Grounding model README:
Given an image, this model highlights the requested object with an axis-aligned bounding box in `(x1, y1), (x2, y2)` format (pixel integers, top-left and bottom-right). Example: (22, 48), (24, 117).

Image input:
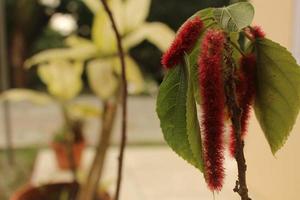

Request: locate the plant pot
(11, 182), (112, 200)
(51, 140), (85, 170)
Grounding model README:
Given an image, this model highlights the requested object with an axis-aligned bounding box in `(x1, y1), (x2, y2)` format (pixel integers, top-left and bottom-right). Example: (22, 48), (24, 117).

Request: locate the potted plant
(6, 0), (175, 199)
(0, 59), (99, 171)
(51, 119), (85, 170)
(157, 2), (300, 200)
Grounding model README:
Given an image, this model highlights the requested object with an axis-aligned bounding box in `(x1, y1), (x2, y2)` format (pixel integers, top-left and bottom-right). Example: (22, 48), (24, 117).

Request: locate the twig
(99, 1), (128, 200)
(224, 38), (251, 200)
(77, 100), (118, 200)
(61, 104), (77, 181)
(230, 41), (246, 57)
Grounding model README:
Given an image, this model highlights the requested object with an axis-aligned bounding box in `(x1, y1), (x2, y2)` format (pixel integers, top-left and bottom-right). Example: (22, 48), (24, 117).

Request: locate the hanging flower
(230, 54), (256, 157)
(198, 29), (226, 191)
(162, 16), (204, 69)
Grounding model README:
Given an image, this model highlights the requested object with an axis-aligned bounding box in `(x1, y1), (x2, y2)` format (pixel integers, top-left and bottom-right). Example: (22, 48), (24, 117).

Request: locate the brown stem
(61, 104), (77, 181)
(224, 39), (251, 200)
(99, 1), (128, 200)
(77, 101), (118, 200)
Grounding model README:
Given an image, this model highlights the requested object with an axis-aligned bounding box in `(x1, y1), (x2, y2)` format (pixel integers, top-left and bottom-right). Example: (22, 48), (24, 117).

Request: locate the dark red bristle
(161, 16), (204, 69)
(198, 29), (226, 191)
(230, 54), (256, 157)
(251, 26), (265, 39)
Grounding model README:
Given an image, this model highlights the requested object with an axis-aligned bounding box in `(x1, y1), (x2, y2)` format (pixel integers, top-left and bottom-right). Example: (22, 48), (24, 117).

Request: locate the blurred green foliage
(0, 148), (38, 200)
(6, 0), (231, 86)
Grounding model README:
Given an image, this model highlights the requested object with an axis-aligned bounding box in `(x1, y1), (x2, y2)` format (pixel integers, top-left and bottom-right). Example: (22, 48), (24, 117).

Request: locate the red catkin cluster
(161, 16), (204, 69)
(198, 29), (226, 191)
(230, 54), (256, 157)
(248, 25), (265, 39)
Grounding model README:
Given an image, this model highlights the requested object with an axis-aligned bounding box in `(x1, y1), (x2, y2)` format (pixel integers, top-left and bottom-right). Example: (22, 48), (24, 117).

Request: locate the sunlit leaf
(112, 56), (145, 94)
(67, 102), (102, 120)
(124, 0), (151, 33)
(82, 0), (102, 14)
(123, 22), (175, 52)
(38, 60), (83, 101)
(213, 2), (254, 32)
(92, 0), (124, 54)
(0, 89), (53, 105)
(255, 38), (300, 154)
(86, 58), (119, 99)
(25, 46), (99, 68)
(65, 35), (96, 47)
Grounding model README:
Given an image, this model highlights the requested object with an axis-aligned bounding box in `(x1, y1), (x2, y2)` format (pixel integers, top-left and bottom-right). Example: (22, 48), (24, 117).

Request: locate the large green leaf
(185, 56), (204, 171)
(156, 65), (201, 170)
(255, 38), (300, 154)
(213, 2), (254, 32)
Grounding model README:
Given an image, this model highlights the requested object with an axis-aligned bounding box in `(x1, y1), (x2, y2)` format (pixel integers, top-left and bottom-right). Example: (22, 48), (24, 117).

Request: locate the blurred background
(0, 0), (299, 199)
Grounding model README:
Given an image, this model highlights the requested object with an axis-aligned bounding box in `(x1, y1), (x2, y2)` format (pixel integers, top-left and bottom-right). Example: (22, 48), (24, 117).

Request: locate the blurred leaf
(67, 102), (102, 120)
(25, 46), (99, 68)
(92, 0), (124, 54)
(65, 35), (96, 47)
(124, 0), (151, 33)
(87, 58), (119, 99)
(213, 2), (254, 32)
(254, 38), (300, 154)
(123, 22), (175, 52)
(82, 0), (102, 14)
(113, 56), (145, 94)
(0, 89), (53, 105)
(38, 61), (84, 101)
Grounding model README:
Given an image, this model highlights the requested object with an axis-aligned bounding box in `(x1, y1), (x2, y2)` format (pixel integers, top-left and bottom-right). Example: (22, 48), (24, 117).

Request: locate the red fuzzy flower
(198, 29), (226, 191)
(249, 26), (265, 39)
(161, 16), (204, 69)
(230, 54), (256, 157)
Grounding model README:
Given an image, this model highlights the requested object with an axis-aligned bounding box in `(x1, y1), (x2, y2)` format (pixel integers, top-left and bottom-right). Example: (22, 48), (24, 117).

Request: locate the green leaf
(185, 56), (204, 171)
(254, 38), (300, 154)
(156, 65), (201, 170)
(213, 2), (254, 32)
(186, 8), (216, 104)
